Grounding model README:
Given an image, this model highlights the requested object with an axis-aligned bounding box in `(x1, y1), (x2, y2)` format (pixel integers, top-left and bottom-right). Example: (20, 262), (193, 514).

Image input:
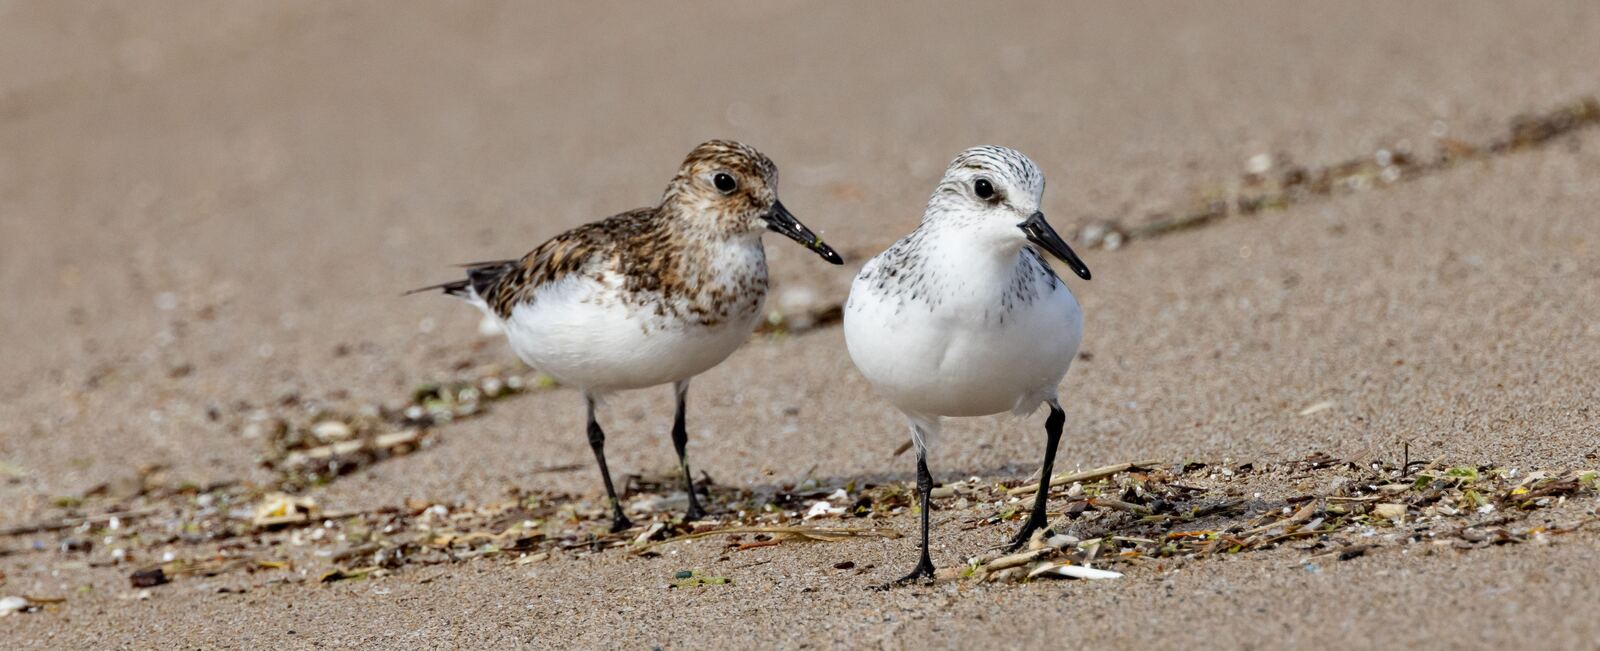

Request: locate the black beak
(1020, 212), (1091, 280)
(764, 200), (843, 265)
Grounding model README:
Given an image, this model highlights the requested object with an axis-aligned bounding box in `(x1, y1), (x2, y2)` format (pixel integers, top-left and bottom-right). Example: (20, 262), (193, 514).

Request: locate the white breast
(844, 245), (1082, 418)
(495, 245), (767, 394)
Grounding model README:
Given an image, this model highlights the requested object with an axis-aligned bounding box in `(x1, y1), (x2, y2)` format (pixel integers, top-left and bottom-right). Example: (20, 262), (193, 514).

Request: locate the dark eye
(713, 173), (738, 194)
(973, 178), (995, 200)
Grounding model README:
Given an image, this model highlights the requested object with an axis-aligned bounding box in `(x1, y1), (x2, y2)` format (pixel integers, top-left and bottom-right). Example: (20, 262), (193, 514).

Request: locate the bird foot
(1003, 519), (1050, 553)
(874, 558), (936, 590)
(608, 513), (634, 533)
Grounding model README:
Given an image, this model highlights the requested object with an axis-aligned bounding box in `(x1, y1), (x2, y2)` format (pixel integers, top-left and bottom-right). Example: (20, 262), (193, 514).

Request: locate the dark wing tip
(404, 259), (518, 298)
(402, 279), (473, 298)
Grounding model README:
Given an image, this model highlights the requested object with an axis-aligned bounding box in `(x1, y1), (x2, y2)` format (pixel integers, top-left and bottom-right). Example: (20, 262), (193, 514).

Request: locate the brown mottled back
(429, 140), (783, 320)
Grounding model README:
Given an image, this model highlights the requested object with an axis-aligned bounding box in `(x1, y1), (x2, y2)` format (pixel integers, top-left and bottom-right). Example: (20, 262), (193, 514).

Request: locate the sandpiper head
(665, 140), (842, 264)
(929, 145), (1090, 280)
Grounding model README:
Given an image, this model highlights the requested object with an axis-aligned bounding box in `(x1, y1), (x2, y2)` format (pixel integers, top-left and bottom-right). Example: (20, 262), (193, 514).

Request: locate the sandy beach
(3, 2), (1599, 647)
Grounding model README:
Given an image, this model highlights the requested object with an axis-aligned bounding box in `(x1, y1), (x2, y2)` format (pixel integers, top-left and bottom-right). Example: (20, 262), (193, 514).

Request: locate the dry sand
(3, 1), (1599, 648)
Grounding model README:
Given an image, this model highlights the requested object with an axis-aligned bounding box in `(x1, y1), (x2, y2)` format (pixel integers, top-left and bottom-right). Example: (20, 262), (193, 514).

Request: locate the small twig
(634, 525), (900, 552)
(0, 507), (163, 537)
(320, 505), (403, 521)
(1087, 498), (1152, 516)
(983, 547), (1055, 572)
(1110, 535), (1158, 545)
(1257, 530), (1323, 546)
(1192, 498), (1247, 517)
(1240, 500), (1319, 537)
(529, 463), (585, 475)
(23, 595), (67, 604)
(331, 542), (382, 563)
(1007, 459), (1163, 496)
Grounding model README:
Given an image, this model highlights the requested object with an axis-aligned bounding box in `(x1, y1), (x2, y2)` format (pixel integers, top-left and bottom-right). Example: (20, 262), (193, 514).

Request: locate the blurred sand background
(2, 1), (1599, 647)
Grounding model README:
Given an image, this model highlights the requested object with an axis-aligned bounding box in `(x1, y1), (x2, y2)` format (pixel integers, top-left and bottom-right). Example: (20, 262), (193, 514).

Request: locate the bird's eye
(713, 173), (738, 194)
(973, 178), (995, 200)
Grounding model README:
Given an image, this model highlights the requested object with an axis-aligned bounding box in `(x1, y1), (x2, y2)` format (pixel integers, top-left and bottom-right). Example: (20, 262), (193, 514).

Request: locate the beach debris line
(248, 367), (554, 491)
(1076, 95), (1600, 249)
(955, 455), (1600, 585)
(3, 453), (1596, 596)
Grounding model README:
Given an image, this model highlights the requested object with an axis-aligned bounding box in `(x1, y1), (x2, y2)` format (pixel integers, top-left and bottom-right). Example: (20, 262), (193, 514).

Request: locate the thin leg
(1006, 401), (1066, 552)
(881, 432), (937, 588)
(586, 395), (632, 533)
(671, 380), (707, 521)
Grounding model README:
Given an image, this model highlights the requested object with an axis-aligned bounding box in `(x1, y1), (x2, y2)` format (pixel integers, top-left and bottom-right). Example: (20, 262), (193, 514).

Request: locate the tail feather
(405, 259), (518, 300)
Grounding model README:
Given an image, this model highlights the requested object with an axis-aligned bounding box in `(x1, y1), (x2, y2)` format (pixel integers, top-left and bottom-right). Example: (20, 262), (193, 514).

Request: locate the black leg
(880, 448), (936, 588)
(1006, 402), (1065, 552)
(671, 381), (707, 522)
(586, 396), (632, 533)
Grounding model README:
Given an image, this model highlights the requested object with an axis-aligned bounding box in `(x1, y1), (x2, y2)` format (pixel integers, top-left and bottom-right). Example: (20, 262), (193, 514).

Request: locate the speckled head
(928, 145), (1089, 280)
(664, 140), (842, 264)
(930, 145), (1046, 218)
(666, 140), (778, 229)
